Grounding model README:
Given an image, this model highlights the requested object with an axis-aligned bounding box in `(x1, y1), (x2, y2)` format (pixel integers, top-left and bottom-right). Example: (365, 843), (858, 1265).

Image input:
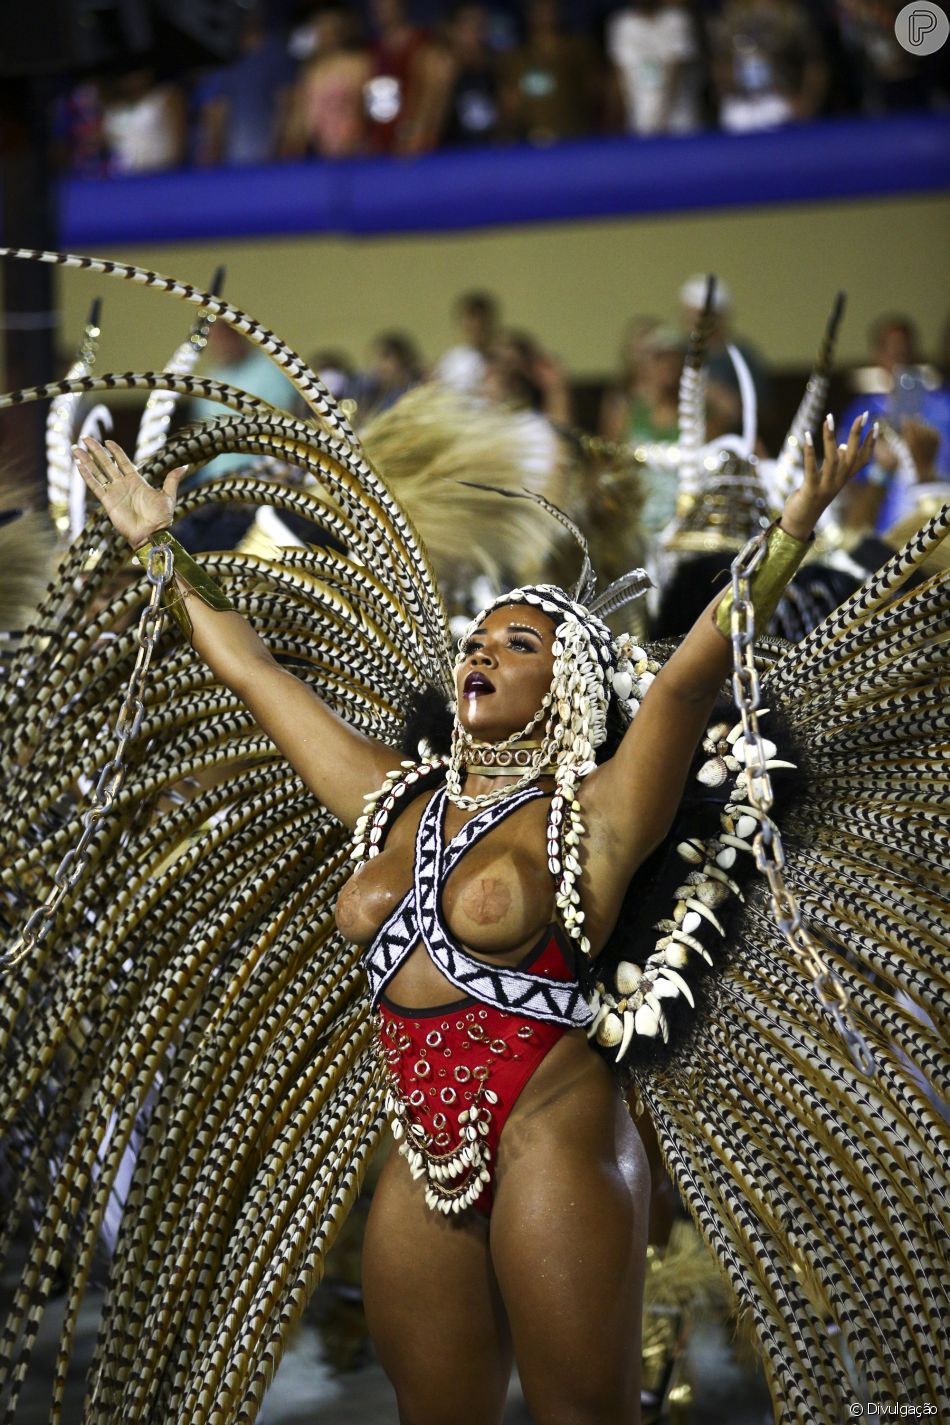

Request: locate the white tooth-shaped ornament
(634, 1003), (660, 1038)
(652, 976), (678, 998)
(643, 992), (670, 1043)
(615, 960), (645, 994)
(656, 967), (694, 1006)
(706, 865), (743, 897)
(586, 1000), (606, 1039)
(670, 929), (713, 964)
(734, 736), (777, 766)
(716, 846), (737, 869)
(686, 898), (724, 934)
(617, 1009), (636, 1062)
(597, 1010), (624, 1047)
(726, 712), (768, 744)
(681, 910), (702, 936)
(677, 840), (705, 865)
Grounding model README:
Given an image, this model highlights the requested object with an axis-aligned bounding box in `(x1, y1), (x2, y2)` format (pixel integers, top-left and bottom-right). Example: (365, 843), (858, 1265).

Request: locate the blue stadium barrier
(57, 114), (950, 247)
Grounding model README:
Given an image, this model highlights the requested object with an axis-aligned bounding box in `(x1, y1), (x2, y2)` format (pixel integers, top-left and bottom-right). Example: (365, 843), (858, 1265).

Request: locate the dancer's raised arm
(75, 436), (398, 827)
(580, 412), (875, 879)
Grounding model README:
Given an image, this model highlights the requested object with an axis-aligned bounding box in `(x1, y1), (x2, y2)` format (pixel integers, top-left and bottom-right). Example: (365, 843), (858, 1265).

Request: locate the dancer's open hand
(781, 411), (876, 540)
(74, 437), (188, 549)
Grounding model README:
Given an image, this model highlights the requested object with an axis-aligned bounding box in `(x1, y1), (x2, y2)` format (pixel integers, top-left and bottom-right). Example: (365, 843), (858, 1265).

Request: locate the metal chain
(2, 543), (175, 970)
(728, 530), (877, 1076)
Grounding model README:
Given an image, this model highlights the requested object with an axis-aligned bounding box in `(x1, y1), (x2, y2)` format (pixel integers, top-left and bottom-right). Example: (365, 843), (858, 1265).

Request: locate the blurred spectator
(345, 332), (422, 418)
(598, 316), (662, 442)
(624, 323), (684, 533)
(838, 313), (950, 531)
(283, 4), (370, 158)
(190, 320), (298, 481)
(501, 0), (601, 144)
(432, 291), (500, 395)
(626, 323), (683, 444)
(485, 328), (574, 424)
(833, 0), (940, 113)
(711, 0), (828, 131)
(678, 273), (771, 412)
(606, 1), (704, 136)
(940, 312), (950, 379)
(843, 417), (944, 533)
(51, 82), (107, 177)
(309, 349), (356, 403)
(428, 4), (502, 148)
(100, 70), (187, 174)
(364, 0), (442, 154)
(193, 6), (296, 167)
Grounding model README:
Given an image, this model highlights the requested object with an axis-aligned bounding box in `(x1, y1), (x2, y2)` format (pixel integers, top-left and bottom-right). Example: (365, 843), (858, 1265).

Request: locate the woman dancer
(70, 410), (869, 1425)
(2, 246), (946, 1425)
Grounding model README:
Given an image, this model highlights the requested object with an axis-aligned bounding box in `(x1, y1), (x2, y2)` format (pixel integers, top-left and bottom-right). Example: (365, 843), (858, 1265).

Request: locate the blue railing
(58, 114), (950, 247)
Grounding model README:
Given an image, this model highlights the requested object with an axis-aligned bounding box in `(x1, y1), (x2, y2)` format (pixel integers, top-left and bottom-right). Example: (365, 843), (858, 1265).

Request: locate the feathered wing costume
(0, 248), (947, 1425)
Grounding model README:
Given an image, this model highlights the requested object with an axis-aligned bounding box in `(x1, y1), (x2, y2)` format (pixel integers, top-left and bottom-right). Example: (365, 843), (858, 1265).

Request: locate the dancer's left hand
(781, 411), (876, 540)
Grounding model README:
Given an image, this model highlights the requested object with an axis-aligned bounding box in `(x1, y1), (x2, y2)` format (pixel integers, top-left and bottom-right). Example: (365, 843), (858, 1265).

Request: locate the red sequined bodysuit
(363, 783), (593, 1215)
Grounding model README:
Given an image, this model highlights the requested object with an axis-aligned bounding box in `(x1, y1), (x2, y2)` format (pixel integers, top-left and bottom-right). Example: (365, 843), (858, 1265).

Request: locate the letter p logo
(895, 1), (949, 53)
(910, 7), (937, 43)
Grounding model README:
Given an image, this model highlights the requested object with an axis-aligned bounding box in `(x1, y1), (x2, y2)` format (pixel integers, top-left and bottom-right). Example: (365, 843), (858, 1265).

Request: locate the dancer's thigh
(362, 1146), (512, 1425)
(490, 1047), (649, 1425)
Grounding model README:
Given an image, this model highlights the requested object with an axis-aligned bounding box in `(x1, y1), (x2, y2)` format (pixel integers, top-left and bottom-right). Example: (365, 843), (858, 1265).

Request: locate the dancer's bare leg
(363, 1149), (512, 1425)
(490, 1037), (649, 1425)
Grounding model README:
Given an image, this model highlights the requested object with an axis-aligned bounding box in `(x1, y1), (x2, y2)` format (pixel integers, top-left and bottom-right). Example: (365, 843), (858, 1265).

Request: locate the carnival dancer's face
(456, 605), (556, 742)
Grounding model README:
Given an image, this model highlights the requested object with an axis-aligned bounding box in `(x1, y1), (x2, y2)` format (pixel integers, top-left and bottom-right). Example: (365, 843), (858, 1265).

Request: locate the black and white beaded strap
(362, 784), (546, 1004)
(417, 787), (593, 1027)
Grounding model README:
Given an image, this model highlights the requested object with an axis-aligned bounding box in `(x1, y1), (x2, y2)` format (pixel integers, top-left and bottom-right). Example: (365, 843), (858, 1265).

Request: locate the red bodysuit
(363, 782), (593, 1215)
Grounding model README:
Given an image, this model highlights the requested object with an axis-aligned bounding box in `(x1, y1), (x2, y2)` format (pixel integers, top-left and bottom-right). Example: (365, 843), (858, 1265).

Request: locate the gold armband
(714, 523), (810, 638)
(133, 528), (233, 641)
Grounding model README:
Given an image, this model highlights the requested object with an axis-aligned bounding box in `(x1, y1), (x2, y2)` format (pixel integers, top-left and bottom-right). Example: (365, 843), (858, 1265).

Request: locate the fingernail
(859, 410), (869, 429)
(838, 444), (847, 455)
(872, 421), (880, 439)
(804, 431), (813, 447)
(826, 413), (835, 433)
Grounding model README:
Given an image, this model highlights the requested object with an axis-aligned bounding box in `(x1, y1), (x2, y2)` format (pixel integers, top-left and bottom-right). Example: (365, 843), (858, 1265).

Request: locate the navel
(460, 877), (512, 926)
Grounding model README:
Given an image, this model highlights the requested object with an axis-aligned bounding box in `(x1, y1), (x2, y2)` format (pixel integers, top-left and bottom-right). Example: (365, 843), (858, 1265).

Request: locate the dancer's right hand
(73, 437), (188, 549)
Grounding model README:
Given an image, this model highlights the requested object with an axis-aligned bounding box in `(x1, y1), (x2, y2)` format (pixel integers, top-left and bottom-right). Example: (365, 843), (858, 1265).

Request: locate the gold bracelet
(133, 528), (233, 641)
(714, 523), (810, 638)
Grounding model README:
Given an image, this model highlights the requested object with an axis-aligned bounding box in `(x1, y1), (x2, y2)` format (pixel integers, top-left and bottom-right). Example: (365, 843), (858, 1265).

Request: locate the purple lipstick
(463, 671), (495, 698)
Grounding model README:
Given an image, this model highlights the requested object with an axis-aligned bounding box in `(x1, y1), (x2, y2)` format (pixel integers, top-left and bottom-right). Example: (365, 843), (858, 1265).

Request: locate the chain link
(2, 544), (174, 970)
(727, 531), (876, 1076)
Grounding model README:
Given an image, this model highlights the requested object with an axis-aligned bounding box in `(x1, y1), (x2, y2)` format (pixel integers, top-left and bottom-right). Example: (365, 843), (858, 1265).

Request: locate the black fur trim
(399, 685), (454, 759)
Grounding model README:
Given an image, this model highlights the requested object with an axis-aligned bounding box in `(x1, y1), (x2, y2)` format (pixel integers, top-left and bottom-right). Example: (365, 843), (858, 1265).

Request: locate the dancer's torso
(336, 781), (558, 1011)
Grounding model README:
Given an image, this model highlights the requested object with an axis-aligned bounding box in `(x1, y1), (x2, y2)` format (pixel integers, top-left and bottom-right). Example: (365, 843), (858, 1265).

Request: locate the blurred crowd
(191, 275), (950, 549)
(54, 0), (950, 176)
